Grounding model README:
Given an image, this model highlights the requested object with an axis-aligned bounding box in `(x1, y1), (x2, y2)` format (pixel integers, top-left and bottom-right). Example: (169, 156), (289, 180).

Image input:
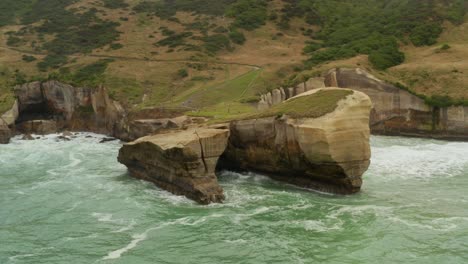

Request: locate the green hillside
(0, 0), (467, 117)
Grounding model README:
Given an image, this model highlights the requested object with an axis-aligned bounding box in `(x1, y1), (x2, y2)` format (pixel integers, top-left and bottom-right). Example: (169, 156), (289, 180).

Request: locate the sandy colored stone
(304, 77), (325, 91)
(0, 119), (11, 144)
(42, 81), (76, 120)
(1, 100), (19, 126)
(271, 89), (282, 105)
(118, 128), (230, 204)
(222, 88), (372, 194)
(295, 85), (305, 96)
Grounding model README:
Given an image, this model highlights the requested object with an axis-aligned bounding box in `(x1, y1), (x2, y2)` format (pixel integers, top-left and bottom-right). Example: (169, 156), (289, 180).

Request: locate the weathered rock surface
(257, 77), (325, 109)
(221, 88), (372, 194)
(0, 119), (11, 144)
(1, 100), (19, 126)
(118, 127), (230, 204)
(325, 68), (468, 139)
(7, 81), (126, 137)
(16, 120), (58, 135)
(125, 116), (193, 141)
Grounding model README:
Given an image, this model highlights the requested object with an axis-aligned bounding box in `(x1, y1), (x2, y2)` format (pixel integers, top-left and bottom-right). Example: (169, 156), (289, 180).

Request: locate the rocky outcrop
(257, 77), (325, 110)
(0, 119), (11, 144)
(118, 127), (230, 204)
(117, 88), (372, 204)
(325, 68), (468, 140)
(1, 101), (19, 127)
(16, 120), (58, 135)
(125, 116), (195, 141)
(221, 88), (372, 195)
(3, 81), (126, 139)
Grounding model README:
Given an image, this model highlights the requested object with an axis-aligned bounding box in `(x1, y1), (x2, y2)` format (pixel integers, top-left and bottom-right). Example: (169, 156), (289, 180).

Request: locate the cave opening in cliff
(15, 101), (56, 124)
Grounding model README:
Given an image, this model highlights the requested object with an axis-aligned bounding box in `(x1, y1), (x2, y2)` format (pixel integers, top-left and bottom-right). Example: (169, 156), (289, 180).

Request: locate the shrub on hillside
(226, 0), (268, 30)
(22, 55), (37, 62)
(203, 34), (232, 53)
(103, 0), (129, 9)
(37, 55), (68, 72)
(228, 30), (246, 45)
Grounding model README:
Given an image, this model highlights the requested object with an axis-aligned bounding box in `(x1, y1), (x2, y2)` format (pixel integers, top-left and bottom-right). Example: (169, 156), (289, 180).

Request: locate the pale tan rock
(324, 68), (441, 137)
(294, 84), (305, 95)
(304, 77), (325, 91)
(42, 81), (76, 120)
(223, 88), (372, 194)
(257, 98), (269, 111)
(1, 100), (19, 126)
(265, 92), (273, 106)
(14, 82), (43, 113)
(118, 128), (230, 204)
(287, 87), (295, 98)
(0, 119), (11, 144)
(271, 89), (282, 105)
(280, 88), (286, 101)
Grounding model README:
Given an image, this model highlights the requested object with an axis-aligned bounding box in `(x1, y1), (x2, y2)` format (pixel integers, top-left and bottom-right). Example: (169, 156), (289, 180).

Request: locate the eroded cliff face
(0, 80), (126, 141)
(221, 88), (372, 195)
(117, 88), (372, 204)
(325, 68), (468, 139)
(118, 127), (230, 204)
(0, 119), (10, 144)
(257, 77), (326, 110)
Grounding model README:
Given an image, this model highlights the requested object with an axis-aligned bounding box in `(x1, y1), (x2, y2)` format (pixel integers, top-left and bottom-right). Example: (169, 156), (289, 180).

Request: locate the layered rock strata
(325, 68), (468, 139)
(257, 77), (325, 110)
(118, 127), (230, 204)
(0, 119), (10, 144)
(222, 88), (372, 195)
(0, 80), (126, 142)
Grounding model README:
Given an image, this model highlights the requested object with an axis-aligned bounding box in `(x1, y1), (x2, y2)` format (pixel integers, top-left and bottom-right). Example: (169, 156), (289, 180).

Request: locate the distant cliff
(325, 68), (468, 140)
(0, 81), (126, 143)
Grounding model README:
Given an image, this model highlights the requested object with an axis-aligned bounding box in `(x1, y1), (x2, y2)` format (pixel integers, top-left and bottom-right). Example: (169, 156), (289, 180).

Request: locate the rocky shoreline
(118, 88), (372, 203)
(5, 70), (466, 204)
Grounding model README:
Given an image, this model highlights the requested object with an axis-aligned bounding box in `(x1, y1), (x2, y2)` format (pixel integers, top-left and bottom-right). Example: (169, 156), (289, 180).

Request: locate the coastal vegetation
(0, 0), (467, 114)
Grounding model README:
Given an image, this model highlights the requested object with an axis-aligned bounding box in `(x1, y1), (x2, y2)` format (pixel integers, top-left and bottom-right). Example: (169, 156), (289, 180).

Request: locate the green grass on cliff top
(250, 89), (353, 119)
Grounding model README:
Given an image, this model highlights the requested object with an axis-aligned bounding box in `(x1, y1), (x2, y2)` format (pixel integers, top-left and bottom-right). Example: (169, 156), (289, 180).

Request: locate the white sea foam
(369, 137), (468, 180)
(102, 218), (188, 260)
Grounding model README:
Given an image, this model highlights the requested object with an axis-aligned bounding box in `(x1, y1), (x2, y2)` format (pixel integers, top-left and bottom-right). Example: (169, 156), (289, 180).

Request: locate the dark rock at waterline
(57, 136), (71, 141)
(99, 137), (117, 143)
(62, 131), (73, 137)
(21, 134), (35, 140)
(17, 120), (58, 135)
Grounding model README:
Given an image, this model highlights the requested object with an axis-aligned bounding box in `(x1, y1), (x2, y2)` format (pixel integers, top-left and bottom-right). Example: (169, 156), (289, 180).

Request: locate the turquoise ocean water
(0, 134), (467, 263)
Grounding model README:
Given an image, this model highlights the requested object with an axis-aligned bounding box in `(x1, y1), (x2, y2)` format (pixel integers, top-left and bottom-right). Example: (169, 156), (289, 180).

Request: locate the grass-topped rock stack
(118, 88), (372, 204)
(220, 88), (372, 195)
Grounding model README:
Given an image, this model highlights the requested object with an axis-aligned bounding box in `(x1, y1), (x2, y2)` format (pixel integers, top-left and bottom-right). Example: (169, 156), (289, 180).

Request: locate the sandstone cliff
(222, 88), (372, 194)
(325, 68), (468, 140)
(257, 77), (325, 110)
(0, 119), (10, 144)
(0, 80), (126, 142)
(118, 127), (230, 204)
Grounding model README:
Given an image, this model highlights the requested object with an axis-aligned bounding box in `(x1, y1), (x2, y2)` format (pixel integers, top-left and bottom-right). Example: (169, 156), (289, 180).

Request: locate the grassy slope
(0, 0), (308, 115)
(251, 89), (353, 119)
(0, 0), (467, 118)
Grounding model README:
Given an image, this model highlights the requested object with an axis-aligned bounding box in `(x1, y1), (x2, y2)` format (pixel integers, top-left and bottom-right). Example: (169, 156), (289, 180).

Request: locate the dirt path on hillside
(0, 45), (262, 69)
